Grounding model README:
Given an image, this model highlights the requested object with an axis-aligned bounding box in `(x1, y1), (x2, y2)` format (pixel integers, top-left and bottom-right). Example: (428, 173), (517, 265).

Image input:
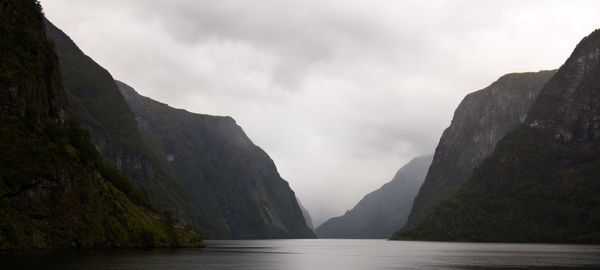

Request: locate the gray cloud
(41, 0), (600, 226)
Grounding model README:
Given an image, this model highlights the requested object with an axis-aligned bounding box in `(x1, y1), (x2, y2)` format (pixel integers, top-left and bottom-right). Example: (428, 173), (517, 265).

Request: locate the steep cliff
(406, 70), (556, 226)
(117, 81), (315, 239)
(395, 29), (600, 243)
(43, 19), (196, 224)
(0, 0), (202, 249)
(315, 155), (432, 239)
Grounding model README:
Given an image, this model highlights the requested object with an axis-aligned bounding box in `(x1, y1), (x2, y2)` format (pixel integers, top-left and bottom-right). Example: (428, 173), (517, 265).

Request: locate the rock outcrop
(44, 19), (196, 225)
(406, 70), (556, 226)
(395, 29), (600, 243)
(0, 0), (202, 249)
(118, 81), (315, 239)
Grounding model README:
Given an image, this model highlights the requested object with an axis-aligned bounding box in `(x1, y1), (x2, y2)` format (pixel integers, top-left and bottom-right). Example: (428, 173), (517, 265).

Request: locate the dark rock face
(315, 155), (432, 239)
(406, 70), (556, 226)
(526, 31), (600, 143)
(0, 0), (65, 124)
(0, 0), (202, 249)
(44, 19), (196, 225)
(395, 30), (600, 243)
(118, 81), (315, 239)
(43, 15), (312, 240)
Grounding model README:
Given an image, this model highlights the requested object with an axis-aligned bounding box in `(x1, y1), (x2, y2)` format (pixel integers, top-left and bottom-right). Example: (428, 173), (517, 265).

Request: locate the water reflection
(1, 239), (599, 269)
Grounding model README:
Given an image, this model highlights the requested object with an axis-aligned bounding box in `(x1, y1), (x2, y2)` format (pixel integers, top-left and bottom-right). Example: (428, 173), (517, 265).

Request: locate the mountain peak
(406, 69), (555, 226)
(526, 29), (600, 143)
(395, 29), (600, 243)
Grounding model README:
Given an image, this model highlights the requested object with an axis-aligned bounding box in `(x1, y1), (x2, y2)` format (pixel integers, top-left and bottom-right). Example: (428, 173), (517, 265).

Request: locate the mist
(41, 0), (600, 226)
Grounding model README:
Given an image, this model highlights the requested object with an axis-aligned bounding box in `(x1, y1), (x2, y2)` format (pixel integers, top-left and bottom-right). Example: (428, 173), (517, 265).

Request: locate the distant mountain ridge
(395, 29), (600, 243)
(118, 81), (315, 239)
(406, 70), (556, 227)
(316, 155), (432, 238)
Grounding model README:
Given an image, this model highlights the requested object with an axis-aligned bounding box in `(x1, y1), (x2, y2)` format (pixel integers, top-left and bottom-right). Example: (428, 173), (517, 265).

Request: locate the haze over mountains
(315, 29), (599, 241)
(41, 0), (600, 225)
(297, 199), (314, 230)
(1, 0), (599, 249)
(44, 19), (197, 226)
(313, 70), (559, 239)
(117, 81), (313, 239)
(316, 155), (432, 238)
(0, 0), (202, 249)
(406, 70), (556, 227)
(395, 29), (600, 243)
(43, 17), (312, 239)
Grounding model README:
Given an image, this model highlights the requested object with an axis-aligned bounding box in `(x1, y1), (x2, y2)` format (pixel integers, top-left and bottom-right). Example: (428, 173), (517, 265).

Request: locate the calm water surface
(2, 239), (600, 269)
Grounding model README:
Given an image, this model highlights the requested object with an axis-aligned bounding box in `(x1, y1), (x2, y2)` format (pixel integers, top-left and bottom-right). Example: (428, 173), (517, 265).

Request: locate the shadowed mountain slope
(406, 70), (556, 227)
(44, 19), (196, 225)
(316, 155), (432, 238)
(0, 0), (202, 249)
(395, 29), (600, 243)
(118, 81), (315, 239)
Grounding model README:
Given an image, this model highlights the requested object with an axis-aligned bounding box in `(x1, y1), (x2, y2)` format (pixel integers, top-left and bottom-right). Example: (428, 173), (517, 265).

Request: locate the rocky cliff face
(395, 29), (600, 243)
(406, 70), (556, 226)
(526, 31), (600, 143)
(0, 0), (202, 249)
(316, 155), (432, 239)
(0, 0), (65, 124)
(118, 81), (315, 239)
(44, 19), (196, 225)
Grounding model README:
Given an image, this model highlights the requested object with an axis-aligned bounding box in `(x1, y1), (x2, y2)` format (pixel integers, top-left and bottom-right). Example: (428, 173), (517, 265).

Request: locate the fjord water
(2, 239), (600, 269)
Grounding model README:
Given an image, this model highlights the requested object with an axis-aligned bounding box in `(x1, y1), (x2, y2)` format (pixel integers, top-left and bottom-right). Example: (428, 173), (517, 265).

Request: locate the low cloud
(42, 0), (600, 226)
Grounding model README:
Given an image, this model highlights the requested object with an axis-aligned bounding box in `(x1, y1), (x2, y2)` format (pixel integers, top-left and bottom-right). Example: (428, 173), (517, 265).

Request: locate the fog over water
(40, 0), (600, 226)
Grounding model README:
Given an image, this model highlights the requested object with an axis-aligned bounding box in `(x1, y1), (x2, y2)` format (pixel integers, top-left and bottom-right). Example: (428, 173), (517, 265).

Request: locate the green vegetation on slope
(395, 29), (600, 243)
(44, 19), (196, 225)
(44, 10), (312, 240)
(118, 81), (314, 239)
(406, 71), (556, 228)
(0, 0), (202, 249)
(0, 121), (203, 248)
(395, 127), (600, 243)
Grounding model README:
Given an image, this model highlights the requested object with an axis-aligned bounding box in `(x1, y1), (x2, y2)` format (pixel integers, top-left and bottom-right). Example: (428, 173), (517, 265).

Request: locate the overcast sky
(41, 0), (600, 227)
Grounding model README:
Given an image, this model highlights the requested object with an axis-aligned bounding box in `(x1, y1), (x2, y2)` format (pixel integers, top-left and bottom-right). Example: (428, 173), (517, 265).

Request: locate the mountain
(297, 198), (314, 229)
(117, 81), (315, 239)
(405, 70), (556, 227)
(0, 0), (202, 249)
(43, 19), (196, 224)
(43, 13), (312, 239)
(315, 155), (433, 239)
(394, 29), (600, 243)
